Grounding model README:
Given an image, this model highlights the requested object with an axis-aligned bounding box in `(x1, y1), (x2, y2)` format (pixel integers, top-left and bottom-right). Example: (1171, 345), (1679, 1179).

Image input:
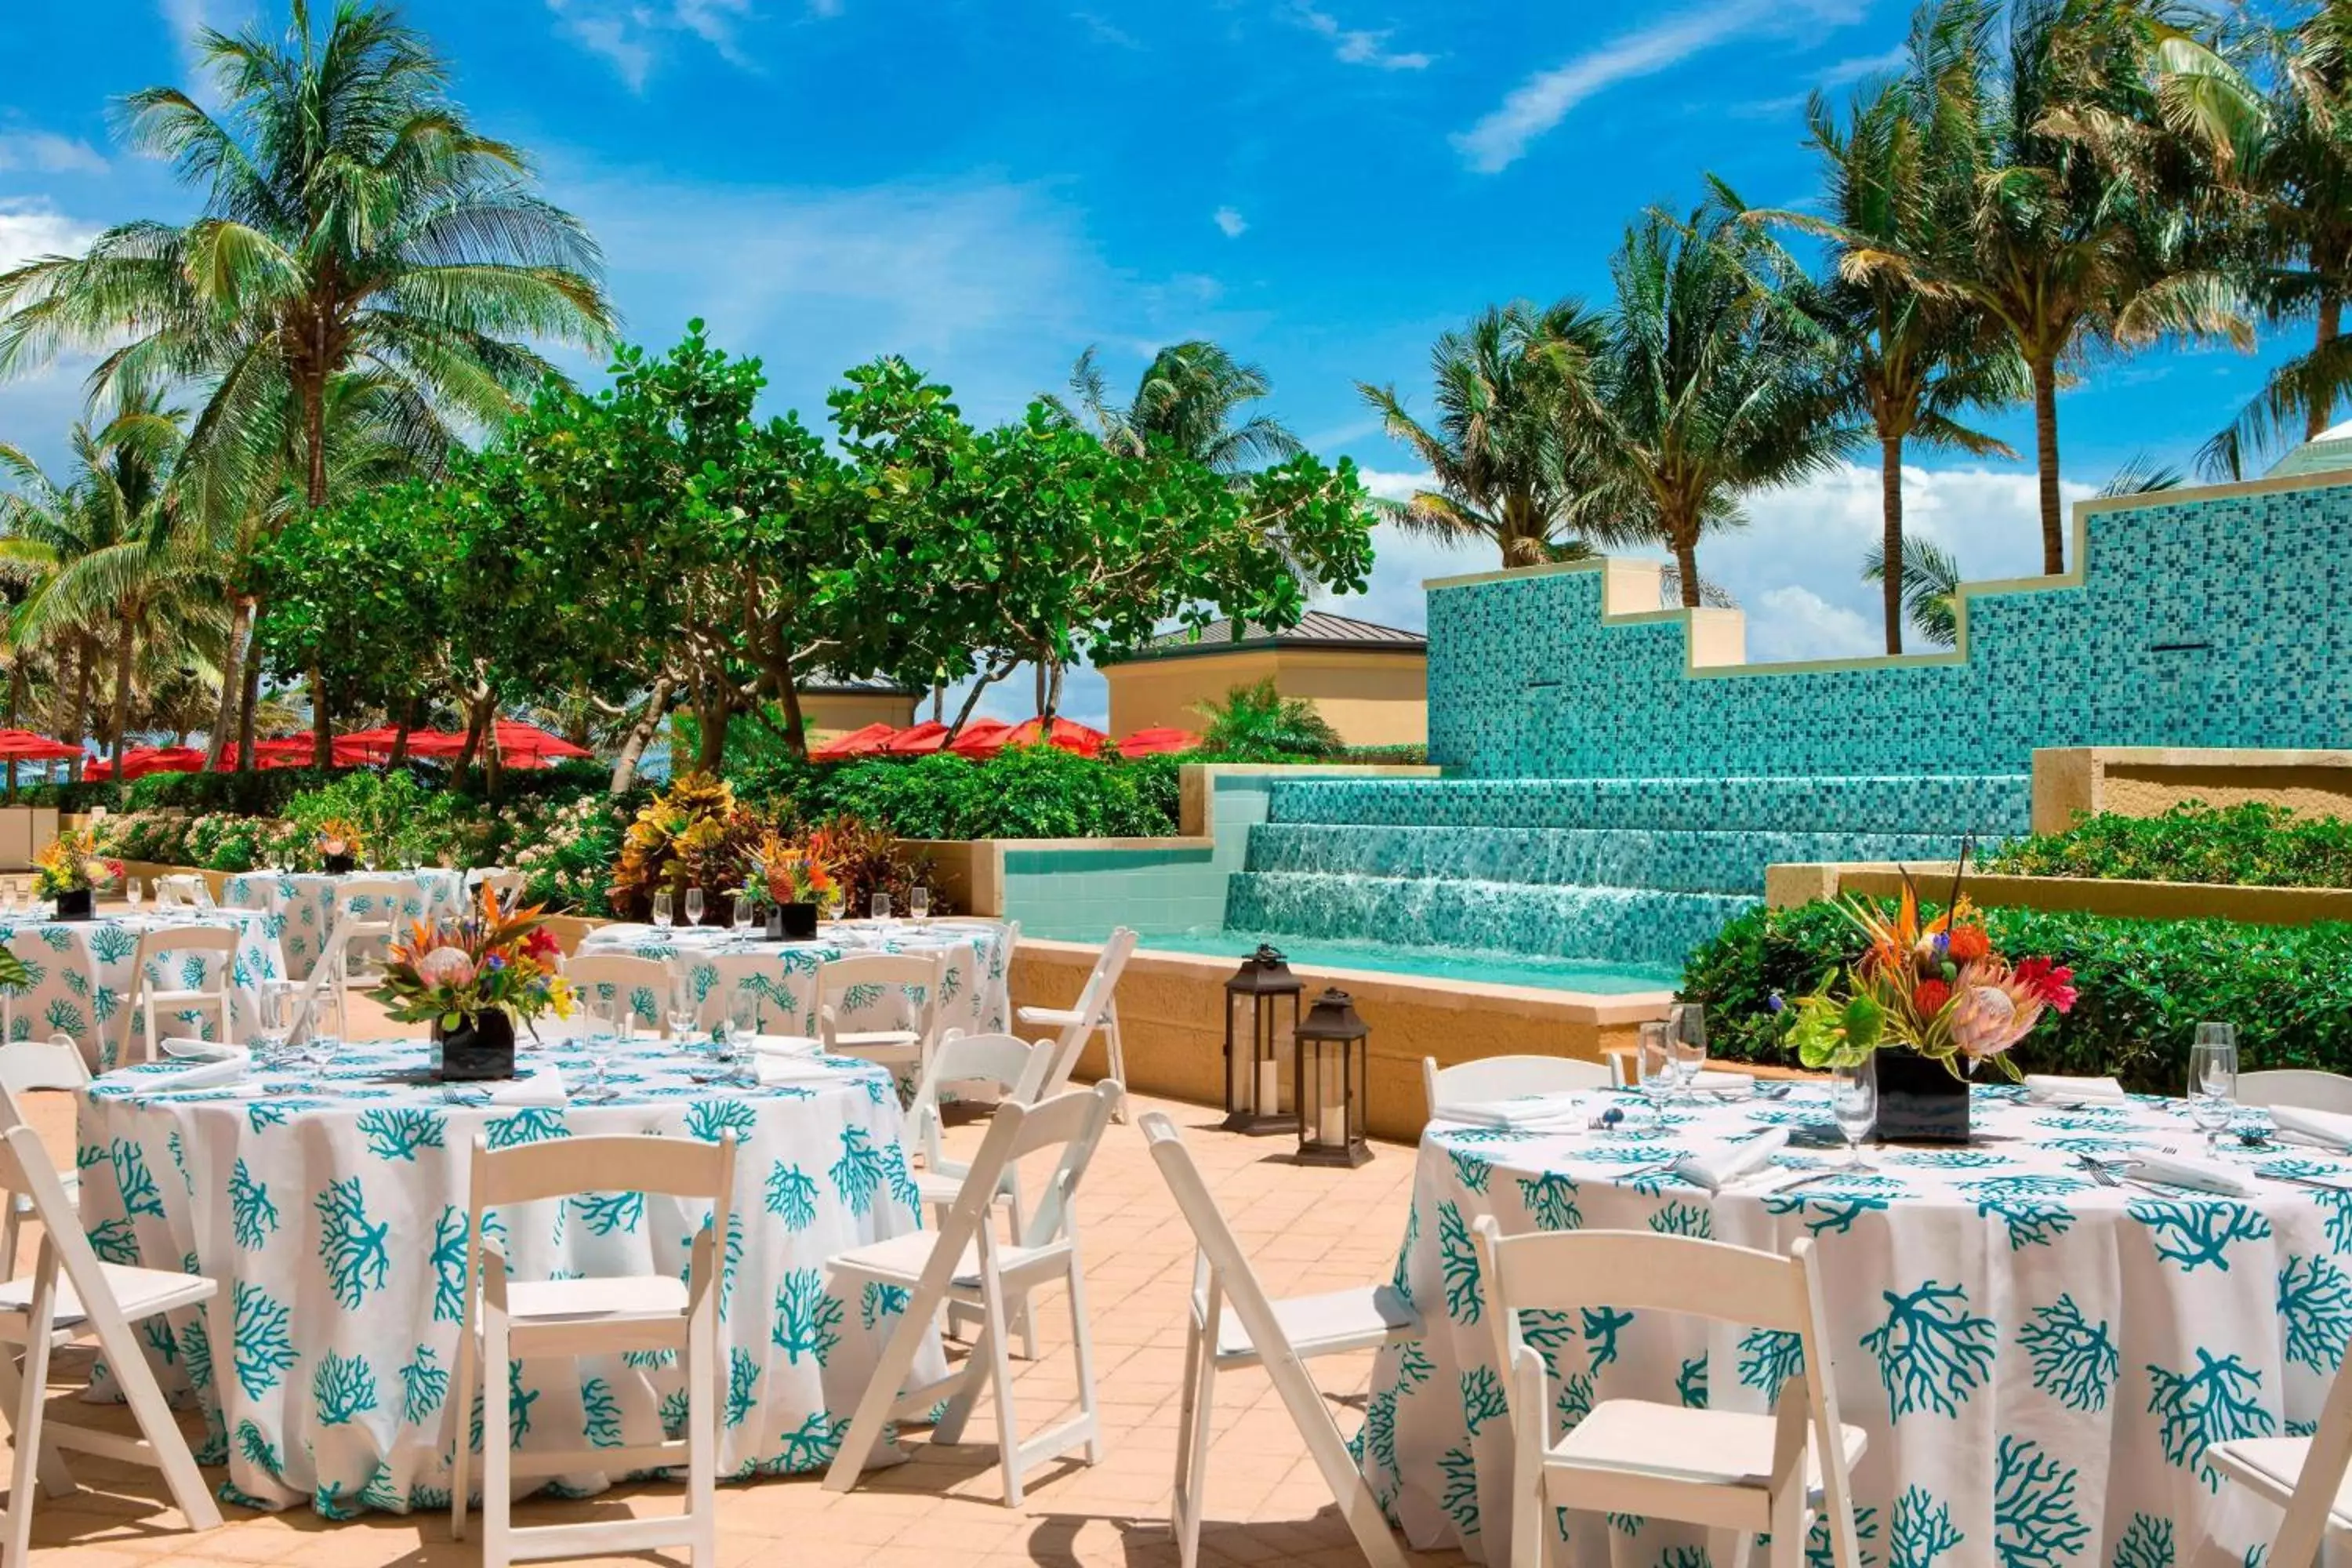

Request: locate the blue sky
(0, 0), (2310, 724)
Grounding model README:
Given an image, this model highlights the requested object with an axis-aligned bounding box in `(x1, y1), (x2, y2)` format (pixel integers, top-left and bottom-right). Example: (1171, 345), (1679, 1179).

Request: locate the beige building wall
(1104, 648), (1427, 747)
(798, 688), (917, 742)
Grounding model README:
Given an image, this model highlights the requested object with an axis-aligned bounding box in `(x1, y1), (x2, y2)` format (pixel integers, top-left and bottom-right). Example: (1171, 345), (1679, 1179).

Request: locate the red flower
(1911, 978), (1953, 1014)
(1945, 924), (1991, 964)
(523, 926), (561, 963)
(2014, 958), (2078, 1013)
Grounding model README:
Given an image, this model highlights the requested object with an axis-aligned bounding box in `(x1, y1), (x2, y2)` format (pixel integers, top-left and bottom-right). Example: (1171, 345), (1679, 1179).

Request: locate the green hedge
(1982, 801), (2352, 887)
(1681, 899), (2352, 1092)
(802, 748), (1185, 840)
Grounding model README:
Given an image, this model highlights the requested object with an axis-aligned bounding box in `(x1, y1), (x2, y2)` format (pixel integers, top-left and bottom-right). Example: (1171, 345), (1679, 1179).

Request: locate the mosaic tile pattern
(1266, 774), (2031, 834)
(1426, 481), (2352, 778)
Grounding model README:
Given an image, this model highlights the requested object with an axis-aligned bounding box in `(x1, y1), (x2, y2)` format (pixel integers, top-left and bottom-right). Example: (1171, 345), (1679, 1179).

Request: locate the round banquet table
(0, 907), (282, 1070)
(74, 1033), (941, 1516)
(576, 918), (1013, 1039)
(220, 869), (466, 982)
(1363, 1083), (2351, 1567)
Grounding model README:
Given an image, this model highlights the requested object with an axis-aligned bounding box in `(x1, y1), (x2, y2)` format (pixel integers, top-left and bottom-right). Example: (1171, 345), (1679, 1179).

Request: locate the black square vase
(1871, 1050), (1971, 1143)
(52, 887), (93, 921)
(431, 1009), (516, 1080)
(766, 903), (818, 941)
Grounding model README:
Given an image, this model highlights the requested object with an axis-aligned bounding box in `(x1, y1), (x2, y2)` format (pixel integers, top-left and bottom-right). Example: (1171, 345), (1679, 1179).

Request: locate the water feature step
(1243, 822), (1973, 896)
(1265, 773), (2031, 837)
(1222, 870), (1755, 969)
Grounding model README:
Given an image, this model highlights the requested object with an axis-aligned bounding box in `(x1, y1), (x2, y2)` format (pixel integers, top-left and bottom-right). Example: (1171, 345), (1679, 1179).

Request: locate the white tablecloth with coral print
(1365, 1084), (2348, 1567)
(220, 869), (466, 982)
(74, 1034), (942, 1517)
(0, 909), (282, 1071)
(575, 919), (1012, 1039)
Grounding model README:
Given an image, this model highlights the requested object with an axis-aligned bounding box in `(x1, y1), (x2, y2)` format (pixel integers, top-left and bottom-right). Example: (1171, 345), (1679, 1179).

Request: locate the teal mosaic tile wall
(1425, 478), (2352, 778)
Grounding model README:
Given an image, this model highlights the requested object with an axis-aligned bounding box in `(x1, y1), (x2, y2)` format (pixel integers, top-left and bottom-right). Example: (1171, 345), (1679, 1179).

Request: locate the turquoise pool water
(1026, 924), (1677, 995)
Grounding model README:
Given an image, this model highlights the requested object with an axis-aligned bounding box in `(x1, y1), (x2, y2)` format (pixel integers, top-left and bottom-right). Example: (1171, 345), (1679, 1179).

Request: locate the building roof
(797, 672), (922, 697)
(1101, 610), (1428, 666)
(2267, 418), (2352, 479)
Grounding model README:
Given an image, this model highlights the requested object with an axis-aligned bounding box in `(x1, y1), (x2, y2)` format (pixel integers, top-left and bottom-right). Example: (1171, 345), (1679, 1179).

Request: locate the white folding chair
(1142, 1112), (1416, 1568)
(2212, 1330), (2352, 1568)
(1472, 1218), (1866, 1568)
(0, 1123), (222, 1559)
(826, 1080), (1121, 1505)
(1033, 927), (1138, 1109)
(563, 953), (671, 1037)
(467, 868), (527, 905)
(2241, 1070), (2352, 1116)
(325, 878), (407, 1040)
(0, 1037), (87, 1283)
(907, 1030), (1058, 1356)
(121, 925), (241, 1064)
(817, 949), (947, 1077)
(1424, 1054), (1613, 1120)
(449, 1132), (737, 1567)
(274, 911), (352, 1049)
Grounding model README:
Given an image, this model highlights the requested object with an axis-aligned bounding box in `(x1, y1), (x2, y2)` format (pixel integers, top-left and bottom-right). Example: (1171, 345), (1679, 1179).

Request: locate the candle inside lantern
(1317, 1084), (1346, 1146)
(1258, 1058), (1279, 1114)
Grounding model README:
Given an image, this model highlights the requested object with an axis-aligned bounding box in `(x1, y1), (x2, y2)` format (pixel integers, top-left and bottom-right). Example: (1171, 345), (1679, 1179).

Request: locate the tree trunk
(2313, 295), (2343, 441)
(609, 676), (673, 796)
(109, 615), (135, 770)
(1044, 659), (1064, 722)
(1673, 535), (1702, 610)
(236, 641), (261, 774)
(66, 637), (92, 783)
(1033, 659), (1049, 717)
(929, 682), (944, 724)
(389, 694), (418, 767)
(949, 659), (1013, 737)
(778, 677), (810, 760)
(1881, 432), (1906, 656)
(204, 597), (252, 771)
(7, 662), (22, 803)
(2032, 354), (2064, 575)
(484, 713), (503, 804)
(453, 694), (488, 777)
(694, 687), (730, 775)
(310, 663), (331, 769)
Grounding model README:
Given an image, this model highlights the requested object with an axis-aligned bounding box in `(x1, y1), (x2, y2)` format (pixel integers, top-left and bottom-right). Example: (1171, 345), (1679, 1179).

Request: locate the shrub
(1196, 678), (1343, 760)
(514, 794), (629, 916)
(1981, 800), (2352, 887)
(808, 815), (946, 914)
(181, 813), (278, 873)
(817, 746), (1176, 840)
(1681, 898), (2352, 1091)
(95, 810), (192, 866)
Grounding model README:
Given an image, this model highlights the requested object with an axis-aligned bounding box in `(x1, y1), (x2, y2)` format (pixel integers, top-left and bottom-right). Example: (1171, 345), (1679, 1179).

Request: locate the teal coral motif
(109, 1138), (164, 1218)
(572, 1190), (645, 1236)
(1889, 1486), (1964, 1566)
(765, 1162), (819, 1229)
(2110, 1513), (2174, 1568)
(1993, 1435), (2087, 1566)
(1964, 1174), (2087, 1250)
(771, 1269), (844, 1366)
(356, 1107), (445, 1161)
(2128, 1198), (2272, 1272)
(1436, 1201), (1481, 1324)
(399, 1345), (448, 1423)
(1738, 1328), (1805, 1400)
(232, 1283), (297, 1399)
(2147, 1348), (2278, 1488)
(314, 1176), (391, 1308)
(2017, 1294), (2118, 1412)
(312, 1348), (379, 1426)
(830, 1125), (890, 1216)
(1861, 1280), (1996, 1421)
(1517, 1171), (1581, 1231)
(2278, 1253), (2352, 1372)
(685, 1097), (760, 1144)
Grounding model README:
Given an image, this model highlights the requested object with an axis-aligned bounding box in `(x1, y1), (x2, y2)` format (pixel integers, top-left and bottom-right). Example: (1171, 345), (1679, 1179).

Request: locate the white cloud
(1733, 44), (1911, 118)
(0, 203), (100, 274)
(157, 0), (249, 97)
(1213, 206), (1247, 239)
(1290, 3), (1432, 71)
(0, 134), (107, 179)
(1073, 12), (1142, 49)
(546, 0), (764, 89)
(1748, 585), (1876, 662)
(1454, 0), (1867, 172)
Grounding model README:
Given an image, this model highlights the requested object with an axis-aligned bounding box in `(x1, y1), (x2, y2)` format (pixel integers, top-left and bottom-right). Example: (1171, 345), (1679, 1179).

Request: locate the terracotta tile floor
(12, 985), (1461, 1567)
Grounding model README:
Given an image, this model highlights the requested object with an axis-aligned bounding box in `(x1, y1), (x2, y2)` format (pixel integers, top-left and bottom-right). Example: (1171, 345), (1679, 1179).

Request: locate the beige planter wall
(2032, 746), (2352, 833)
(1767, 858), (2352, 927)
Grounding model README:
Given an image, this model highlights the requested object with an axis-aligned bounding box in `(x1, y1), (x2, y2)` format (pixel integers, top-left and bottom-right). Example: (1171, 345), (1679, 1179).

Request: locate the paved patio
(9, 989), (1456, 1568)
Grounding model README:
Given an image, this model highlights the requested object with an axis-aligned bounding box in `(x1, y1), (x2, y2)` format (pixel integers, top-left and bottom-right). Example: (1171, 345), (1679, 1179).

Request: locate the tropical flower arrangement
(741, 833), (838, 909)
(1786, 866), (2078, 1079)
(315, 816), (366, 866)
(33, 827), (122, 897)
(372, 884), (574, 1031)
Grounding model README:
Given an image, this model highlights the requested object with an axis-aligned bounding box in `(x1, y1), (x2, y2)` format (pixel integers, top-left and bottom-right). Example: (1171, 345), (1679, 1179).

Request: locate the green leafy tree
(0, 0), (615, 768)
(1051, 340), (1303, 474)
(1357, 300), (1610, 568)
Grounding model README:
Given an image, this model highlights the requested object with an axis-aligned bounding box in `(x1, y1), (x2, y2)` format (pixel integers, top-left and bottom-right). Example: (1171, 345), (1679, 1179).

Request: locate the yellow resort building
(797, 673), (920, 742)
(1098, 611), (1428, 747)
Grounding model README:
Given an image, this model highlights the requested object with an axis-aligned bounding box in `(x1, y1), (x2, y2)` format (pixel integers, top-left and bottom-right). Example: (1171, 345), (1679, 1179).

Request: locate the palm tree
(0, 0), (616, 767)
(1051, 341), (1302, 474)
(1862, 535), (1963, 647)
(1356, 300), (1610, 568)
(1566, 203), (1864, 609)
(1832, 0), (2248, 575)
(1744, 7), (2027, 653)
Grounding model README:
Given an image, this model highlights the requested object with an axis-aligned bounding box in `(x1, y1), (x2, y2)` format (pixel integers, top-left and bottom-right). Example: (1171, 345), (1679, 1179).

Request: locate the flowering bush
(514, 794), (628, 916)
(804, 815), (943, 914)
(95, 811), (193, 866)
(1783, 869), (2076, 1080)
(372, 884), (574, 1029)
(181, 814), (278, 874)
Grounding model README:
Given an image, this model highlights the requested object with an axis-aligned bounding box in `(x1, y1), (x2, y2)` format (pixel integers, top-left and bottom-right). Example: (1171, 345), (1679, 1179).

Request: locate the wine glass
(685, 887), (706, 927)
(1831, 1056), (1878, 1169)
(728, 990), (759, 1080)
(1635, 1021), (1675, 1127)
(584, 996), (618, 1102)
(869, 891), (891, 924)
(909, 886), (930, 922)
(2188, 1022), (2239, 1154)
(1668, 1003), (1708, 1100)
(249, 986), (290, 1071)
(652, 888), (673, 931)
(732, 894), (755, 936)
(123, 877), (143, 913)
(822, 891), (844, 926)
(666, 975), (698, 1042)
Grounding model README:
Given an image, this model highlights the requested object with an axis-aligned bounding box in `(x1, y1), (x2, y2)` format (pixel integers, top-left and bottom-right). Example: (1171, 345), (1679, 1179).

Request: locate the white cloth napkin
(1686, 1069), (1754, 1096)
(2025, 1073), (2129, 1104)
(488, 1065), (567, 1105)
(156, 1037), (252, 1091)
(757, 1054), (842, 1087)
(752, 1034), (822, 1056)
(2132, 1151), (2257, 1196)
(1673, 1128), (1789, 1192)
(1437, 1092), (1586, 1129)
(2270, 1105), (2352, 1152)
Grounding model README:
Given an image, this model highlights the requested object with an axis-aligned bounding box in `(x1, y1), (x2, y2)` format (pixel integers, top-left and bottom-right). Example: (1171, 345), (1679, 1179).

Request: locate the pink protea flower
(415, 946), (477, 992)
(1945, 960), (2048, 1061)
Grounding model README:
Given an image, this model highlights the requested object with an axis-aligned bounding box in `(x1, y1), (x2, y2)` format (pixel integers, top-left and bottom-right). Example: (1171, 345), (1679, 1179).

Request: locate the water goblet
(685, 887), (706, 927)
(1831, 1055), (1878, 1169)
(2189, 1022), (2239, 1154)
(123, 877), (143, 913)
(249, 987), (290, 1073)
(732, 895), (755, 936)
(728, 991), (759, 1082)
(666, 977), (698, 1043)
(652, 888), (674, 931)
(1668, 1002), (1708, 1101)
(584, 997), (619, 1102)
(1635, 1021), (1675, 1128)
(909, 886), (930, 922)
(870, 891), (891, 924)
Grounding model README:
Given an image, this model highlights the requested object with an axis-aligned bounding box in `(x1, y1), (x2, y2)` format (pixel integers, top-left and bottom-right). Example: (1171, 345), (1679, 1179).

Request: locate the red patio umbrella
(882, 721), (951, 755)
(811, 721), (899, 762)
(946, 719), (1016, 760)
(1003, 716), (1107, 757)
(1113, 727), (1203, 757)
(0, 730), (85, 762)
(405, 720), (593, 766)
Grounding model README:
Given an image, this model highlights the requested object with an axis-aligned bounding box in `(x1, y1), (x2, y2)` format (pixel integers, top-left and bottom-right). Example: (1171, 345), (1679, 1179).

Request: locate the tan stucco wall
(798, 690), (916, 742)
(2031, 746), (2352, 832)
(1766, 858), (2352, 927)
(1103, 647), (1427, 747)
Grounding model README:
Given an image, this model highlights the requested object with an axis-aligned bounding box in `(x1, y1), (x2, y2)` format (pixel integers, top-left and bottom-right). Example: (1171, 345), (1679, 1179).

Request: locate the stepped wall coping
(1766, 859), (2352, 928)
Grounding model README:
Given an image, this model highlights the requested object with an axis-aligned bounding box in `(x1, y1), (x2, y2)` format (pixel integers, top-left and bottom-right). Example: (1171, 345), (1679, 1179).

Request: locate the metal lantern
(1222, 944), (1301, 1134)
(1294, 987), (1370, 1167)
